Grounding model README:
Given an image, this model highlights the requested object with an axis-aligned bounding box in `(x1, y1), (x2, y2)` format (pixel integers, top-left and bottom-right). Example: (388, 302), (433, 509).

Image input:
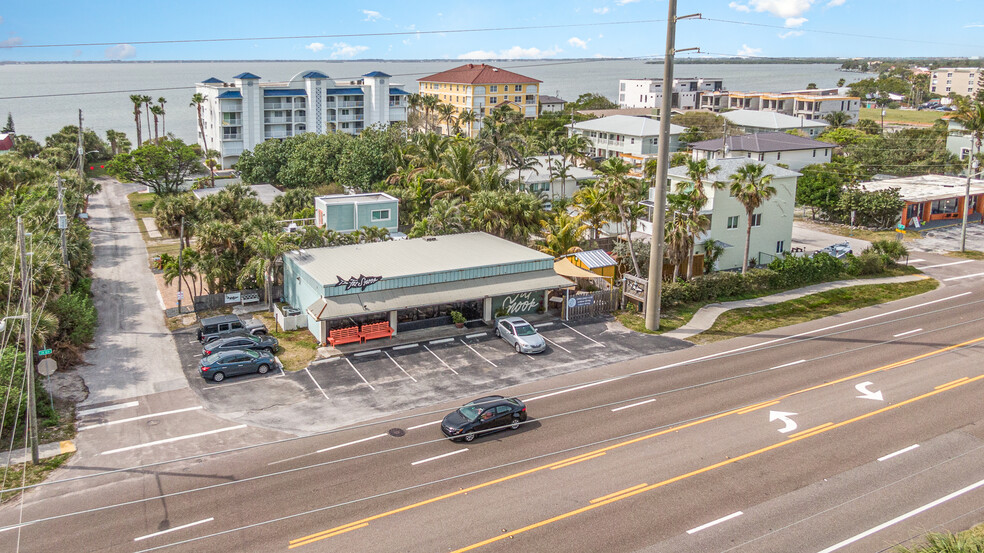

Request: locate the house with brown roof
(417, 63), (541, 136)
(689, 132), (835, 171)
(0, 133), (13, 155)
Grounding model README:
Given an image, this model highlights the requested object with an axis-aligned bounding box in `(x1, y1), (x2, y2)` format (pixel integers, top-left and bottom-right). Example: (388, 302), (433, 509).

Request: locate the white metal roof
(666, 157), (801, 181)
(720, 109), (829, 130)
(501, 156), (597, 184)
(858, 175), (984, 202)
(316, 192), (397, 206)
(566, 115), (686, 137)
(572, 249), (617, 269)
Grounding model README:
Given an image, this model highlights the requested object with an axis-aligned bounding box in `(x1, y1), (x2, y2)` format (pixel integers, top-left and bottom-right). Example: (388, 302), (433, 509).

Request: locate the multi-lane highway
(2, 254), (982, 553)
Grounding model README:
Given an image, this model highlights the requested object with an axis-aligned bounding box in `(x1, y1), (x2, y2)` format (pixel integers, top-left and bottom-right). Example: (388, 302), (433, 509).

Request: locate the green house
(314, 192), (399, 234)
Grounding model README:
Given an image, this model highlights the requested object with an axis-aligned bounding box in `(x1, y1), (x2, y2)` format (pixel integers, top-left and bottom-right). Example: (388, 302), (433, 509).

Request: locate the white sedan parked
(494, 316), (547, 354)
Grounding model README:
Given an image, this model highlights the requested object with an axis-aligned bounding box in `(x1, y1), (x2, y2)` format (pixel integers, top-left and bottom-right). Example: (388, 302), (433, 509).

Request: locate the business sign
(224, 292), (241, 304)
(497, 291), (542, 315)
(622, 274), (648, 303)
(335, 274), (383, 291)
(573, 295), (595, 307)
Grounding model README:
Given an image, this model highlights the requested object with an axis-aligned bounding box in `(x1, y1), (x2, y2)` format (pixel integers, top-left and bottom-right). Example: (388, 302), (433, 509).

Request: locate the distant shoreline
(0, 58), (847, 65)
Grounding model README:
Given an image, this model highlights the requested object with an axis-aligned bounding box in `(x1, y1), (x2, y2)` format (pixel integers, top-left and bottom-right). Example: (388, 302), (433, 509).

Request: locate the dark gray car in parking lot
(199, 349), (276, 382)
(197, 314), (268, 344)
(202, 334), (279, 356)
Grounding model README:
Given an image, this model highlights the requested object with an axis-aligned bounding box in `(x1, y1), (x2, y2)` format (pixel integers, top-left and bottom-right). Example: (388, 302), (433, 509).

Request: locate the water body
(0, 60), (861, 144)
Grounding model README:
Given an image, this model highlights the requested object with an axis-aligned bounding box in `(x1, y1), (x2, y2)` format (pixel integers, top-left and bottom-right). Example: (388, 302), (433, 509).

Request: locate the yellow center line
(590, 484), (648, 504)
(449, 375), (984, 553)
(549, 452), (606, 470)
(736, 400), (781, 415)
(287, 336), (984, 549)
(288, 523), (368, 549)
(935, 377), (969, 390)
(789, 422), (833, 439)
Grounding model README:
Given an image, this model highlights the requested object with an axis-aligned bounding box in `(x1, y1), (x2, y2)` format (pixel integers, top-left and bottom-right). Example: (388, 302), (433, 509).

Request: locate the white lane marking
(465, 332), (487, 339)
(460, 339), (498, 367)
(133, 517), (214, 542)
(305, 368), (330, 400)
(411, 449), (468, 466)
(79, 406), (203, 431)
(687, 511), (743, 535)
(944, 272), (984, 281)
(316, 433), (387, 454)
(77, 401), (139, 417)
(638, 294), (971, 376)
(344, 358), (375, 391)
(562, 323), (605, 346)
(920, 259), (974, 269)
(534, 322), (555, 328)
(907, 259), (925, 263)
(193, 354), (202, 358)
(385, 351), (418, 382)
(878, 444), (920, 462)
(423, 345), (458, 375)
(611, 398), (657, 412)
(430, 338), (454, 344)
(279, 365), (286, 377)
(353, 349), (381, 357)
(816, 476), (984, 553)
(408, 420), (441, 430)
(526, 378), (617, 402)
(200, 373), (278, 389)
(542, 335), (572, 354)
(393, 343), (419, 351)
(893, 328), (923, 337)
(101, 425), (247, 455)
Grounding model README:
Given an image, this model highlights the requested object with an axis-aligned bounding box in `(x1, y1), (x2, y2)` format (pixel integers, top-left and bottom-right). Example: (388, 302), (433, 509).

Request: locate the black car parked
(441, 396), (527, 442)
(202, 334), (279, 356)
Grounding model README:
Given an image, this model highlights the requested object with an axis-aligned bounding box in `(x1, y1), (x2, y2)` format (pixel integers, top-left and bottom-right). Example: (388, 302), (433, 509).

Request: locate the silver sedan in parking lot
(494, 316), (546, 354)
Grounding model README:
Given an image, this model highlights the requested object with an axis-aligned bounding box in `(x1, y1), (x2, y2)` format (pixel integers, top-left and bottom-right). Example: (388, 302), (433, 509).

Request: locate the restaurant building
(860, 175), (984, 227)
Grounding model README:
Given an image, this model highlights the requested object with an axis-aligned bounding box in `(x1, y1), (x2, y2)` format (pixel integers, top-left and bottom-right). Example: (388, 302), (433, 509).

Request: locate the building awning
(553, 259), (598, 280)
(307, 270), (573, 321)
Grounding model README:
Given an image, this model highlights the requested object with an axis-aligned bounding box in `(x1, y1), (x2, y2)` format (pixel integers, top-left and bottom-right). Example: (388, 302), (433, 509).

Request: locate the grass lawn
(128, 191), (156, 219)
(617, 302), (705, 334)
(944, 249), (984, 260)
(689, 278), (939, 344)
(252, 311), (319, 372)
(860, 107), (944, 125)
(0, 453), (73, 503)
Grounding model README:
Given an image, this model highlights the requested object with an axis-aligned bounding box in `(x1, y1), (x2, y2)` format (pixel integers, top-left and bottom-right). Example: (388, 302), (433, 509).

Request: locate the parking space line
(541, 336), (571, 354)
(201, 373), (280, 389)
(920, 259), (973, 269)
(133, 517), (214, 542)
(411, 449), (468, 466)
(563, 323), (605, 346)
(430, 338), (454, 345)
(465, 332), (487, 339)
(534, 322), (555, 328)
(393, 343), (419, 351)
(305, 368), (330, 400)
(344, 358), (375, 391)
(353, 349), (381, 357)
(193, 354), (202, 358)
(423, 345), (458, 375)
(408, 420), (441, 430)
(460, 339), (498, 368)
(79, 406), (204, 431)
(188, 340), (199, 344)
(944, 272), (984, 281)
(77, 401), (139, 417)
(316, 433), (387, 454)
(611, 398), (656, 412)
(100, 425), (247, 455)
(384, 351), (418, 382)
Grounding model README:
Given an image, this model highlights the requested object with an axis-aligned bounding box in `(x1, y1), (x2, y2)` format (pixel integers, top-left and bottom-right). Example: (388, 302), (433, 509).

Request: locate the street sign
(176, 291), (184, 301)
(37, 348), (52, 356)
(37, 358), (57, 377)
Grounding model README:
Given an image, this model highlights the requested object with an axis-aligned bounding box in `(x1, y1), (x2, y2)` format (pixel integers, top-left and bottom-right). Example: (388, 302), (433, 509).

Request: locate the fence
(560, 289), (619, 321)
(193, 288), (265, 312)
(274, 303), (306, 331)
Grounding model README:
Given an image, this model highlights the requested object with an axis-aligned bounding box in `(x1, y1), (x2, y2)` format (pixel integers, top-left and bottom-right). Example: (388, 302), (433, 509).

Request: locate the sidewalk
(1, 440), (76, 467)
(662, 275), (929, 341)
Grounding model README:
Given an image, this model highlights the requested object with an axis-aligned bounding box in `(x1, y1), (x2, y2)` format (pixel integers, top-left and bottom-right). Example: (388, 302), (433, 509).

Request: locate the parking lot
(173, 318), (689, 434)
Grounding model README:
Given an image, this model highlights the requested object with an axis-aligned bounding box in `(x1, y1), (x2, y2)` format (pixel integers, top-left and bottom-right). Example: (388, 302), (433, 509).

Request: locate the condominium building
(195, 70), (410, 168)
(930, 67), (982, 97)
(700, 88), (861, 123)
(417, 64), (541, 136)
(618, 77), (725, 110)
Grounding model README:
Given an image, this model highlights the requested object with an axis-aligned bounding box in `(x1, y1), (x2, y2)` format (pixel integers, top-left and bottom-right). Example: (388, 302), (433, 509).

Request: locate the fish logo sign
(335, 274), (383, 291)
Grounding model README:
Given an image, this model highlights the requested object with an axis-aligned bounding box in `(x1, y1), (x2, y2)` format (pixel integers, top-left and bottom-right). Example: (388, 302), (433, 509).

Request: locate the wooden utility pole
(57, 173), (68, 267)
(18, 217), (39, 465)
(77, 109), (85, 180)
(177, 217), (184, 313)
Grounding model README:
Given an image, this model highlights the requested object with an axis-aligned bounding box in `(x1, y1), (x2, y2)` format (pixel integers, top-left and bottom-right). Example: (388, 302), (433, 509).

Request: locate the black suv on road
(441, 396), (528, 442)
(197, 314), (268, 344)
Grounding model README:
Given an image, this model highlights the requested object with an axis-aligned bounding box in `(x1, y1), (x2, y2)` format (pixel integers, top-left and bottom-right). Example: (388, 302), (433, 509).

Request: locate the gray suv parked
(197, 314), (268, 344)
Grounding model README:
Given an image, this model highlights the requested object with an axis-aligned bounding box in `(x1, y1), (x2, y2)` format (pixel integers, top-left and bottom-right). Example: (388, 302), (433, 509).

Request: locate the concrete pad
(141, 217), (162, 238)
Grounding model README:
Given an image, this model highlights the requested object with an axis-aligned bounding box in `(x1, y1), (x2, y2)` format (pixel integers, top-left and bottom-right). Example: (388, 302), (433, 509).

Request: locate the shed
(569, 249), (618, 280)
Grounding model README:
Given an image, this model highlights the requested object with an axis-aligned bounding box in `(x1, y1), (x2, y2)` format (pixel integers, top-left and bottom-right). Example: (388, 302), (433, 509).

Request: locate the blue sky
(0, 1), (981, 62)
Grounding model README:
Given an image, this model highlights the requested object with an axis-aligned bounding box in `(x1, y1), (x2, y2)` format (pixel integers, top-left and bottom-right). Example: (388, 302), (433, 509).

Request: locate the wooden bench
(360, 322), (394, 342)
(328, 326), (362, 347)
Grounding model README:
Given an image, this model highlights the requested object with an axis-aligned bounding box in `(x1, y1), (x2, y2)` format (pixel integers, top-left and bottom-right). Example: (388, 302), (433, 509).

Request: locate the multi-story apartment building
(700, 88), (861, 123)
(930, 67), (982, 97)
(417, 64), (541, 136)
(195, 70), (410, 168)
(618, 77), (725, 110)
(689, 132), (835, 172)
(565, 115), (684, 174)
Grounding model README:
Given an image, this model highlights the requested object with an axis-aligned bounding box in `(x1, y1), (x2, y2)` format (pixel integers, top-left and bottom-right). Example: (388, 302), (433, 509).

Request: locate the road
(1, 255), (981, 553)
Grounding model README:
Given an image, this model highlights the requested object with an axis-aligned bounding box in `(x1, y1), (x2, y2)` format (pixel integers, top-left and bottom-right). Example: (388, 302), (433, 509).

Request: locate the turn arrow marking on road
(769, 411), (798, 433)
(855, 381), (884, 401)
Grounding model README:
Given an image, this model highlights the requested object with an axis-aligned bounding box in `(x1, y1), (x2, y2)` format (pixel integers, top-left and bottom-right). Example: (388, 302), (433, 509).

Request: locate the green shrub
(845, 251), (886, 276)
(767, 253), (844, 288)
(866, 239), (908, 266)
(50, 287), (98, 346)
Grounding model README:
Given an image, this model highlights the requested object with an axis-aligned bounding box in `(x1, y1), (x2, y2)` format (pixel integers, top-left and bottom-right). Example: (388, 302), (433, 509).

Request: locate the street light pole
(960, 143), (979, 252)
(17, 217), (39, 465)
(177, 217), (184, 313)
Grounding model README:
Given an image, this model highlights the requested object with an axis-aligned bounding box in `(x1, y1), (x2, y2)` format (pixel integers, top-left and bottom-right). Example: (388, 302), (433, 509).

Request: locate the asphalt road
(2, 254), (982, 553)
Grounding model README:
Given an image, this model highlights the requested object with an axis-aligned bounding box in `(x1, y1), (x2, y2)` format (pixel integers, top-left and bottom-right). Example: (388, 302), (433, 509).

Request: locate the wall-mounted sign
(573, 295), (595, 307)
(496, 291), (542, 315)
(335, 274), (383, 291)
(224, 292), (241, 304)
(623, 274), (648, 304)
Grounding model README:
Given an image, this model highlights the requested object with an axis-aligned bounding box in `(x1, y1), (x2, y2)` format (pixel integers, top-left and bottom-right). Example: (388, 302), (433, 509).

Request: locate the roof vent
(492, 68), (498, 72)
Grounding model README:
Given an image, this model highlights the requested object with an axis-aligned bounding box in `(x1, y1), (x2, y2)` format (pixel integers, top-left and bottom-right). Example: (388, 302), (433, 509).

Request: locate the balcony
(337, 113), (364, 122)
(264, 116), (293, 124)
(293, 116), (306, 123)
(339, 100), (364, 107)
(264, 131), (292, 140)
(221, 119), (242, 126)
(263, 103), (286, 110)
(222, 133), (242, 141)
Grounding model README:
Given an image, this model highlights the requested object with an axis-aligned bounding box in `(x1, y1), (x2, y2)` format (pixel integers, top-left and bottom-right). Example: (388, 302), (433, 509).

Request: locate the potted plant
(450, 310), (466, 328)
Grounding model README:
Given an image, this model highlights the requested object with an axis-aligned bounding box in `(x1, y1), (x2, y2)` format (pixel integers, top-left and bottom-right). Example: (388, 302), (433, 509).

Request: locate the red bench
(328, 326), (362, 347)
(360, 322), (394, 342)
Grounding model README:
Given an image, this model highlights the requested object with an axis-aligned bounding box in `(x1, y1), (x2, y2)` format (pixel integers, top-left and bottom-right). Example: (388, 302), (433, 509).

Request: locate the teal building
(314, 192), (399, 234)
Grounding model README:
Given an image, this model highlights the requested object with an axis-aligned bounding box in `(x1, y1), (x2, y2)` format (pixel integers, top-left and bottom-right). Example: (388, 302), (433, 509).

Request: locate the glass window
(371, 209), (390, 221)
(514, 96), (522, 103)
(751, 213), (762, 227)
(489, 96), (497, 104)
(495, 405), (512, 414)
(490, 85), (498, 93)
(776, 240), (784, 253)
(727, 216), (739, 229)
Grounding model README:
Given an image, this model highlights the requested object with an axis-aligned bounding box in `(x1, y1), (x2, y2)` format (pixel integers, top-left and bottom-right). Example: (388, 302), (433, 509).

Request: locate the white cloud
(615, 0), (639, 4)
(729, 2), (751, 12)
(458, 45), (563, 59)
(104, 43), (135, 59)
(593, 7), (609, 14)
(598, 33), (604, 38)
(0, 36), (23, 48)
(330, 42), (369, 58)
(730, 0), (816, 18)
(568, 36), (589, 49)
(784, 17), (808, 27)
(737, 44), (762, 57)
(964, 23), (984, 28)
(305, 42), (325, 52)
(362, 9), (383, 21)
(779, 30), (804, 38)
(826, 0), (846, 6)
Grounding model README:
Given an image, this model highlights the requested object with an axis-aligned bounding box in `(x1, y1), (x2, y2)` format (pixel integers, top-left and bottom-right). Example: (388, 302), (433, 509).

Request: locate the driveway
(792, 220), (871, 253)
(79, 177), (186, 405)
(908, 220), (984, 253)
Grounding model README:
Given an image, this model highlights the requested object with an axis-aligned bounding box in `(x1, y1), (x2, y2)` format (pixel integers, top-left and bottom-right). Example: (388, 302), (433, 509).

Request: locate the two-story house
(689, 132), (835, 172)
(195, 70), (410, 168)
(700, 88), (861, 123)
(720, 110), (828, 138)
(618, 77), (725, 110)
(565, 115), (684, 172)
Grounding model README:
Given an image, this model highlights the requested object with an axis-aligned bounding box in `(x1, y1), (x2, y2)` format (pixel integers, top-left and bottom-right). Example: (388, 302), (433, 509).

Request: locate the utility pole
(960, 143), (979, 252)
(644, 3), (699, 331)
(177, 217), (184, 313)
(57, 172), (68, 267)
(77, 109), (85, 180)
(17, 217), (39, 465)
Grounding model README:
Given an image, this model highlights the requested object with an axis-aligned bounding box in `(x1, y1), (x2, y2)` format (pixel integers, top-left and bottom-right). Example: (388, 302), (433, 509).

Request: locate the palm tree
(142, 96), (154, 143)
(573, 185), (608, 240)
(238, 231), (293, 311)
(681, 159), (722, 278)
(457, 109), (479, 138)
(106, 129), (122, 156)
(512, 146), (540, 188)
(153, 193), (198, 248)
(823, 111), (852, 129)
(729, 163), (777, 274)
(477, 120), (521, 167)
(538, 211), (587, 258)
(129, 94), (143, 146)
(406, 93), (424, 131)
(423, 197), (466, 235)
(150, 105), (163, 144)
(421, 94), (440, 134)
(157, 97), (168, 138)
(597, 157), (643, 276)
(664, 194), (692, 280)
(436, 103), (456, 136)
(551, 160), (572, 201)
(190, 93), (214, 186)
(431, 142), (481, 200)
